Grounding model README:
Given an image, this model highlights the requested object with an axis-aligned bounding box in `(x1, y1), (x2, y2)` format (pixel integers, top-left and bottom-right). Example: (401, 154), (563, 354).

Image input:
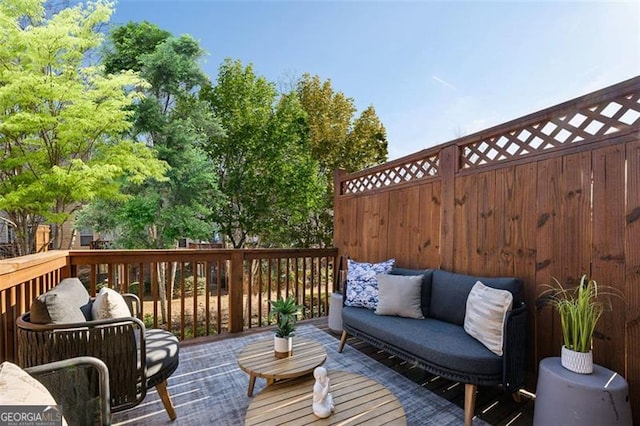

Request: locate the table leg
(248, 374), (257, 397)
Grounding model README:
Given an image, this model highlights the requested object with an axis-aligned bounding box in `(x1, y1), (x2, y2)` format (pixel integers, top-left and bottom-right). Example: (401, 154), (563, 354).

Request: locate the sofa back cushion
(30, 278), (92, 324)
(389, 268), (433, 317)
(429, 269), (522, 325)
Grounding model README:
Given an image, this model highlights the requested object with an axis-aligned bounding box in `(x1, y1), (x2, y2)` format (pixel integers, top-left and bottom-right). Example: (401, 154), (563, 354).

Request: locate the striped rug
(113, 325), (487, 425)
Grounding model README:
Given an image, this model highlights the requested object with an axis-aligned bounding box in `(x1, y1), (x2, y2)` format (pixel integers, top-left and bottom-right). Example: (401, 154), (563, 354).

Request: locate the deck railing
(0, 248), (339, 362)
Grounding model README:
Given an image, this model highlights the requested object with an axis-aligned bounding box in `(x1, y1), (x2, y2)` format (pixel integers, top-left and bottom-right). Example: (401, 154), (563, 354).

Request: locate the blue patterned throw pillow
(345, 258), (395, 309)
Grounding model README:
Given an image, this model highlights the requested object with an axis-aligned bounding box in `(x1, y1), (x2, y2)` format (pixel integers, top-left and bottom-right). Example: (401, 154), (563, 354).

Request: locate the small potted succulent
(269, 295), (303, 358)
(540, 275), (617, 374)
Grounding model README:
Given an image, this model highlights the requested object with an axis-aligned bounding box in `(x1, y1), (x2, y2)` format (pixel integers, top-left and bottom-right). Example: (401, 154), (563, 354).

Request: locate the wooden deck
(305, 318), (535, 426)
(187, 317), (536, 425)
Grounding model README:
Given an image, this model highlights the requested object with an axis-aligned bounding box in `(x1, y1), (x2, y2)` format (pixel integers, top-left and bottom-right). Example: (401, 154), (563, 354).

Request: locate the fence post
(440, 145), (459, 271)
(228, 250), (245, 332)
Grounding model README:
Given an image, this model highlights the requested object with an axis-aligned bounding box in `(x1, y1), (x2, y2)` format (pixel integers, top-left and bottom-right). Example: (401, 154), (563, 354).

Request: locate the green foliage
(102, 20), (171, 74)
(201, 59), (323, 248)
(0, 0), (167, 254)
(79, 22), (223, 249)
(143, 313), (155, 329)
(296, 74), (388, 246)
(541, 275), (618, 353)
(172, 275), (206, 297)
(269, 295), (303, 338)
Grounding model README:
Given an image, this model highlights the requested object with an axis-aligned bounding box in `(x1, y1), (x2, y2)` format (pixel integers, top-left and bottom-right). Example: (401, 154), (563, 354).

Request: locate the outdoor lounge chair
(16, 286), (179, 421)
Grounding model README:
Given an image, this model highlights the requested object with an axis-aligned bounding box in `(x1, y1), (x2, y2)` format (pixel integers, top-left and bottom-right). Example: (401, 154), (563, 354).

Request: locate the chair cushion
(375, 274), (424, 319)
(464, 281), (513, 356)
(343, 306), (502, 377)
(390, 267), (433, 317)
(30, 278), (92, 324)
(145, 329), (179, 388)
(429, 270), (521, 325)
(92, 287), (132, 320)
(344, 258), (395, 310)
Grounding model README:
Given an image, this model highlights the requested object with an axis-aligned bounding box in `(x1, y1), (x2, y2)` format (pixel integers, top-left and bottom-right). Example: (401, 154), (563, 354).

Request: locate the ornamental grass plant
(541, 275), (618, 353)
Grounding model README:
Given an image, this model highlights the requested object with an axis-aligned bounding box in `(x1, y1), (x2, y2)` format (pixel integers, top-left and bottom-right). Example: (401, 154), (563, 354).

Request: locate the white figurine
(312, 366), (334, 418)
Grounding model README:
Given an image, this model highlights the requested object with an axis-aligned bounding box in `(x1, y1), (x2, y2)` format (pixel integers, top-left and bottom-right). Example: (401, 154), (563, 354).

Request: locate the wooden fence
(333, 76), (640, 419)
(0, 248), (338, 362)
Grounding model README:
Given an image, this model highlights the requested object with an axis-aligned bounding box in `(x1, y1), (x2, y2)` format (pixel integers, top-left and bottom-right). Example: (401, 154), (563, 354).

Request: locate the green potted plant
(541, 275), (616, 374)
(269, 295), (303, 358)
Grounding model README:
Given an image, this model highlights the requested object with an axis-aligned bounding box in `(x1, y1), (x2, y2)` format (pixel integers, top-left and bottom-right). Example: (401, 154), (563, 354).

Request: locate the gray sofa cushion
(343, 306), (502, 377)
(429, 270), (521, 326)
(390, 268), (433, 317)
(30, 278), (92, 324)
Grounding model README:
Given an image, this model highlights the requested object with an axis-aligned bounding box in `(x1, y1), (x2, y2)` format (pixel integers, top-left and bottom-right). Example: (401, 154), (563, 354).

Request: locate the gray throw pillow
(30, 278), (91, 324)
(374, 274), (424, 319)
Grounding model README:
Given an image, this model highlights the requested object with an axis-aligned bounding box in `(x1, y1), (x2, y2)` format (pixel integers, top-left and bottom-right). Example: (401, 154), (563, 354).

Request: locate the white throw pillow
(0, 361), (58, 405)
(0, 362), (68, 425)
(92, 287), (131, 320)
(464, 280), (513, 356)
(375, 274), (424, 319)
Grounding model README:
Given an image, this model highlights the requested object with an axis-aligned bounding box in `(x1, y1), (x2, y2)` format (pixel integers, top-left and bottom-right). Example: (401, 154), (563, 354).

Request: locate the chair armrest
(122, 293), (142, 316)
(502, 302), (527, 392)
(18, 313), (146, 333)
(25, 356), (111, 426)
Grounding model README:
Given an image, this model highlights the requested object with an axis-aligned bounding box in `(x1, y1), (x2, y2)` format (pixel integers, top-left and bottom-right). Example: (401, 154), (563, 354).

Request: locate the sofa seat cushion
(343, 306), (502, 377)
(145, 329), (179, 388)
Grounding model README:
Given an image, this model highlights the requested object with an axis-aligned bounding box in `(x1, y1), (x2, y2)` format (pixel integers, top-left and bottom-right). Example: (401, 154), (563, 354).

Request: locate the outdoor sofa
(338, 265), (526, 426)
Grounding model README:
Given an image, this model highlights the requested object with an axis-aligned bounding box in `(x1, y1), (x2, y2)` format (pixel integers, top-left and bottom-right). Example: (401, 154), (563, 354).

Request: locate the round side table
(533, 357), (632, 425)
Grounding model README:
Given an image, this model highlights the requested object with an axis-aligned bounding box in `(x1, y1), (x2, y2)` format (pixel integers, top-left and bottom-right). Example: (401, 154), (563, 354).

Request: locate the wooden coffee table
(245, 370), (406, 425)
(238, 337), (327, 396)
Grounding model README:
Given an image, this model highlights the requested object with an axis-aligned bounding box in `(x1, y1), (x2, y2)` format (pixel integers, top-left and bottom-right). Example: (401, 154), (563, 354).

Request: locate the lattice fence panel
(461, 92), (640, 169)
(341, 153), (439, 194)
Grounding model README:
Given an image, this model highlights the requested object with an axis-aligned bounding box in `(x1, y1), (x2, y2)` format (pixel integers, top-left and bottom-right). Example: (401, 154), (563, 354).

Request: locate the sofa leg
(464, 383), (477, 426)
(338, 331), (348, 353)
(512, 390), (522, 403)
(156, 380), (177, 420)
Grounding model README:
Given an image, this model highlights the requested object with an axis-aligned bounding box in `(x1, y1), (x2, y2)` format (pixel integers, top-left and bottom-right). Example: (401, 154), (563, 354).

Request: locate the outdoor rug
(112, 325), (489, 425)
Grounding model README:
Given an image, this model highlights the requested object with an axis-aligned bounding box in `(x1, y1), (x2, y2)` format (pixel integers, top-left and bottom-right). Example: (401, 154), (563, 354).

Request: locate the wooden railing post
(228, 250), (245, 333)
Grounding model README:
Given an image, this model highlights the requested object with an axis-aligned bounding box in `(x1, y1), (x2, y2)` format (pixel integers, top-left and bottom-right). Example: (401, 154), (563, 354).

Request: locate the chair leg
(464, 383), (477, 426)
(156, 380), (177, 421)
(338, 331), (348, 353)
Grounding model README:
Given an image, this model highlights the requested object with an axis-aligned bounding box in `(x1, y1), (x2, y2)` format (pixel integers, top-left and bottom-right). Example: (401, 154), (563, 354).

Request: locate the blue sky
(112, 1), (639, 160)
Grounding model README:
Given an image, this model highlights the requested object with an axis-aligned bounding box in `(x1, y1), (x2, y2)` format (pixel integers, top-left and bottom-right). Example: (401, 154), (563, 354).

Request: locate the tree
(102, 20), (171, 75)
(77, 22), (223, 324)
(0, 0), (167, 255)
(201, 59), (323, 248)
(296, 74), (388, 246)
(82, 23), (223, 250)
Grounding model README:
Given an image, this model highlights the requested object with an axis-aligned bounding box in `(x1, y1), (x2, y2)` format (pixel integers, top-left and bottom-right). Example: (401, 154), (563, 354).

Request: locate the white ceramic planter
(274, 335), (293, 359)
(561, 346), (593, 374)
